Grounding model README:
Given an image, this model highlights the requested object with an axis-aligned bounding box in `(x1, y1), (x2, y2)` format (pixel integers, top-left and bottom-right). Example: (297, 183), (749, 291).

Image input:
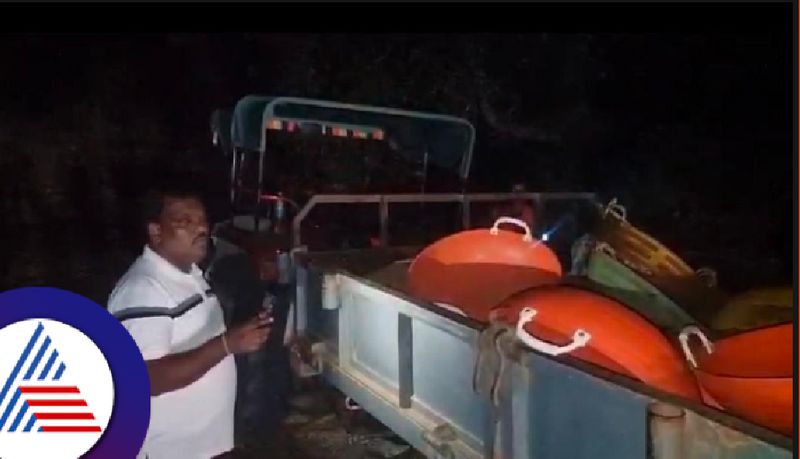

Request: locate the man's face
(148, 197), (209, 270)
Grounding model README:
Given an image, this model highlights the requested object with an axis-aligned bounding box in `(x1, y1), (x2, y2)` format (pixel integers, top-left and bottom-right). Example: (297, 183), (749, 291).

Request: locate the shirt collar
(142, 245), (201, 280)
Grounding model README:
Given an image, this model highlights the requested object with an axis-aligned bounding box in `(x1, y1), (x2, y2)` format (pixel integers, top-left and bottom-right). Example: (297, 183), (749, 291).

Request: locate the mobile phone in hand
(257, 305), (274, 328)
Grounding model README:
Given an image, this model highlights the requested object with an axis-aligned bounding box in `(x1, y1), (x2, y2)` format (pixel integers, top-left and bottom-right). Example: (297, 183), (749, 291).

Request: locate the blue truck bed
(290, 255), (792, 459)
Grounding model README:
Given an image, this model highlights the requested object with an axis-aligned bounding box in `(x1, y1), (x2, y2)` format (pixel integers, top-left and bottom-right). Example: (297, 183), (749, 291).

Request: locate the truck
(209, 95), (793, 459)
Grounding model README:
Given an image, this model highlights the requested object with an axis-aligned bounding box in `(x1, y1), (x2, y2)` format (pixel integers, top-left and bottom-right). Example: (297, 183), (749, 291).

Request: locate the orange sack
(493, 285), (701, 401)
(680, 323), (793, 435)
(408, 218), (562, 321)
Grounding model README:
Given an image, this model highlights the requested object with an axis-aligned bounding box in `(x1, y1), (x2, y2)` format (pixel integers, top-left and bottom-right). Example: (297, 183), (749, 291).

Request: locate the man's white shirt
(108, 246), (235, 459)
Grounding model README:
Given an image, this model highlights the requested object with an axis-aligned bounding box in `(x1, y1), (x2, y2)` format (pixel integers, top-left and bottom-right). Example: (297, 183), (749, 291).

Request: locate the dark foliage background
(0, 33), (791, 302)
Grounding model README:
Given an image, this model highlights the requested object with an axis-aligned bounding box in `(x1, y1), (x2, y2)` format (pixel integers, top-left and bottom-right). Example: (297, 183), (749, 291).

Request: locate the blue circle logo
(0, 287), (150, 458)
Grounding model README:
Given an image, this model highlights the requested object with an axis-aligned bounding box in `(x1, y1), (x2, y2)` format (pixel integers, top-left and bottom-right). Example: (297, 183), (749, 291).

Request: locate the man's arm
(147, 313), (271, 396)
(109, 276), (271, 397)
(146, 335), (227, 396)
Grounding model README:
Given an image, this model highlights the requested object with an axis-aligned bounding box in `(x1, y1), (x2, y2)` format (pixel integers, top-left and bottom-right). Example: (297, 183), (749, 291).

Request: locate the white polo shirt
(108, 246), (236, 459)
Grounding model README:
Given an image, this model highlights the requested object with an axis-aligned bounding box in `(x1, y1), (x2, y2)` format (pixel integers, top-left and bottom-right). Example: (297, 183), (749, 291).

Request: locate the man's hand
(145, 312), (272, 396)
(225, 311), (272, 354)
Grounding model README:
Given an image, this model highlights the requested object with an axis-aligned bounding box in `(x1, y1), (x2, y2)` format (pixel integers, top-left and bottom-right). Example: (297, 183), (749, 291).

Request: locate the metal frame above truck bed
(290, 191), (598, 248)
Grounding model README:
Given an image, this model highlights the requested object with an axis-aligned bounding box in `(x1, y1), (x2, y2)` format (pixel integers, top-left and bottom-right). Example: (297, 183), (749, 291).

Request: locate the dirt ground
(232, 386), (425, 459)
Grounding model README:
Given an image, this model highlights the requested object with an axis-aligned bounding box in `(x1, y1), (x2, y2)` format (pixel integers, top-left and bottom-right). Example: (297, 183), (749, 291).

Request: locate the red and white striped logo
(0, 319), (114, 458)
(17, 384), (101, 433)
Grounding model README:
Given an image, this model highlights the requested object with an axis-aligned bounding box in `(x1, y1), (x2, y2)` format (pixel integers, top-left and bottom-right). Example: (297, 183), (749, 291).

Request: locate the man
(108, 187), (271, 459)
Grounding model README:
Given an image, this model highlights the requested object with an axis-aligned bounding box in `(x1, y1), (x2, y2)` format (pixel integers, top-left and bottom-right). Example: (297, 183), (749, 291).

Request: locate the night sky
(0, 17), (793, 299)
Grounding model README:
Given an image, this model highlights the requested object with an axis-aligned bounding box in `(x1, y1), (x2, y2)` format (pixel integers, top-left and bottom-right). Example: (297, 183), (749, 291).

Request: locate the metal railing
(291, 192), (599, 248)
